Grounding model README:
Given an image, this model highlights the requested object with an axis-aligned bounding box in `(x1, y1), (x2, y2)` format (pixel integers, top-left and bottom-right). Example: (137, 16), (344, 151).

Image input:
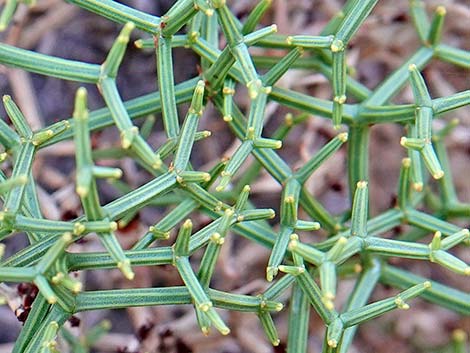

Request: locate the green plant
(0, 0), (468, 352)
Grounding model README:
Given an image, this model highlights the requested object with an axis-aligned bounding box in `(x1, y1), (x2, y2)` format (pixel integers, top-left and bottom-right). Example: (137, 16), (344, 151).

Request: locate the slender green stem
(66, 0), (160, 33)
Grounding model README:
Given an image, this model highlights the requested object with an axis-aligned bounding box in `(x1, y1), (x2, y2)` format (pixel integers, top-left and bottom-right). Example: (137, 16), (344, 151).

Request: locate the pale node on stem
(356, 180), (368, 189)
(328, 339), (338, 348)
(338, 132), (348, 142)
(453, 329), (468, 342)
(394, 297), (410, 310)
(435, 6), (446, 16)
